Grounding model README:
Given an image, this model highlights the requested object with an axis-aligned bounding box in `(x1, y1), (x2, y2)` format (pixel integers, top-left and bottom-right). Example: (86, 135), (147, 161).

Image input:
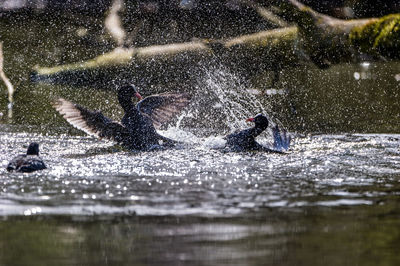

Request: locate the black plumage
(225, 114), (286, 153)
(7, 143), (47, 172)
(53, 84), (191, 151)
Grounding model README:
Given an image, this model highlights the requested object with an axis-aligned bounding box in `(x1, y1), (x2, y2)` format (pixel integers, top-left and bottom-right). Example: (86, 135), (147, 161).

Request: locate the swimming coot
(225, 114), (290, 153)
(53, 84), (191, 151)
(7, 143), (47, 172)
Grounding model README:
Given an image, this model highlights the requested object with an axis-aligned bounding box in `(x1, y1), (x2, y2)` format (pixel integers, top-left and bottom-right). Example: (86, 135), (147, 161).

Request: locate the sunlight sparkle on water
(1, 126), (400, 215)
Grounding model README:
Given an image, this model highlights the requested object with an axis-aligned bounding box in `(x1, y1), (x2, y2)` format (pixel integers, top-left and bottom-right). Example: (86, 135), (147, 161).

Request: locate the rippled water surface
(2, 126), (399, 217)
(1, 126), (400, 265)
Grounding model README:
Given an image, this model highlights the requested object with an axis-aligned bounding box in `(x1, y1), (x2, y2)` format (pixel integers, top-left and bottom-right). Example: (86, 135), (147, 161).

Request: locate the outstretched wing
(137, 93), (191, 129)
(53, 98), (130, 143)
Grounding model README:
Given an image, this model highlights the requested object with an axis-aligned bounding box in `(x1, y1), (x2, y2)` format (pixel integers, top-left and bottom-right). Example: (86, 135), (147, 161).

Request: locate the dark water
(1, 12), (400, 266)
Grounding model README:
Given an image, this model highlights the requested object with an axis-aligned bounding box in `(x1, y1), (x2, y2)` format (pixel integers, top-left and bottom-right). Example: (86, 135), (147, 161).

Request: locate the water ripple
(1, 129), (400, 217)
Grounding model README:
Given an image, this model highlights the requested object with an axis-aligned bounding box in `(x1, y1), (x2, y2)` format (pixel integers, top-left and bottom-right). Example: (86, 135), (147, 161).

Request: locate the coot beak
(134, 92), (143, 100)
(246, 117), (255, 122)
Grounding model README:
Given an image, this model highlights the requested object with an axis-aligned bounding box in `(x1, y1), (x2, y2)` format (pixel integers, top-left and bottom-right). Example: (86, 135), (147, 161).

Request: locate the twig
(105, 0), (126, 47)
(237, 0), (289, 28)
(0, 42), (14, 118)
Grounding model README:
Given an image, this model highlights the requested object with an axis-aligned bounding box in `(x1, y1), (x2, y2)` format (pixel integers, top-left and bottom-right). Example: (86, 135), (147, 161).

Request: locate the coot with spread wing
(53, 84), (191, 151)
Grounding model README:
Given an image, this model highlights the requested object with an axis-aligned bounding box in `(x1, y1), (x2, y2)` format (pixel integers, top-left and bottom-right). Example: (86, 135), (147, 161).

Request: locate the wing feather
(137, 93), (191, 129)
(53, 98), (130, 144)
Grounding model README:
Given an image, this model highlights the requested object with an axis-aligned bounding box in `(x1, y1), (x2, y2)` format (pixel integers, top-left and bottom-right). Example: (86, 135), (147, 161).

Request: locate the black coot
(53, 84), (191, 151)
(7, 143), (47, 172)
(225, 114), (289, 153)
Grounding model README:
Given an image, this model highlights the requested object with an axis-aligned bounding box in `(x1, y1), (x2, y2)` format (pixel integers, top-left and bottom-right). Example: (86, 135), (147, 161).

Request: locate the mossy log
(349, 14), (400, 59)
(32, 0), (400, 89)
(282, 0), (368, 68)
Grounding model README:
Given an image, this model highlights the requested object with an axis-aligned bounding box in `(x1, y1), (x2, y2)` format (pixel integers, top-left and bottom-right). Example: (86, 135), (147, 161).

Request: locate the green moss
(350, 14), (400, 58)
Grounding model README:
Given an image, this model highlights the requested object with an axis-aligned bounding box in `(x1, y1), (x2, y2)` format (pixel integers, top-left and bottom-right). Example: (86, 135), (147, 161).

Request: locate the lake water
(1, 11), (400, 266)
(1, 126), (400, 265)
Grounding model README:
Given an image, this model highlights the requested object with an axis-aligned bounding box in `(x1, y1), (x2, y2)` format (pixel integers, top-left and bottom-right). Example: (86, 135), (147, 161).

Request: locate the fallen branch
(0, 42), (14, 118)
(31, 0), (400, 89)
(282, 0), (380, 67)
(105, 0), (126, 47)
(237, 0), (289, 28)
(32, 26), (298, 89)
(349, 14), (400, 59)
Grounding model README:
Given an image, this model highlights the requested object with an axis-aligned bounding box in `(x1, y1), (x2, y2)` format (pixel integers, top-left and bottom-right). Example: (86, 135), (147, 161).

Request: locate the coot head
(26, 142), (40, 156)
(118, 84), (143, 101)
(246, 114), (269, 130)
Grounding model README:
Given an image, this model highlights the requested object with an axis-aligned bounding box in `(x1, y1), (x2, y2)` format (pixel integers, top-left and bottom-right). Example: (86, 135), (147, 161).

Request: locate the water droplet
(130, 195), (139, 200)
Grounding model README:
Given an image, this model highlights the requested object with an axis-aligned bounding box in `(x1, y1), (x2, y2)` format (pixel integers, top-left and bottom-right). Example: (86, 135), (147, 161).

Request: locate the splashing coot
(7, 143), (47, 172)
(53, 84), (191, 151)
(225, 114), (290, 153)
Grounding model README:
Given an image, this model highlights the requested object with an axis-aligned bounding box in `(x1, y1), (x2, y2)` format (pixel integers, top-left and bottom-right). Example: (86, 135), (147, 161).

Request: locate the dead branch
(0, 42), (14, 105)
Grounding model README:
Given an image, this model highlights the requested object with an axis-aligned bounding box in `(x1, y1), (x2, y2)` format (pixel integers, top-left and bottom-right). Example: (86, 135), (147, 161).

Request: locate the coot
(7, 143), (47, 172)
(53, 84), (191, 151)
(225, 114), (290, 153)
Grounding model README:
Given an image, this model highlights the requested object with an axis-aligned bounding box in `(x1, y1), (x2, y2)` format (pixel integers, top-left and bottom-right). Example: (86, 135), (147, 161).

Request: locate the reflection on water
(1, 206), (400, 266)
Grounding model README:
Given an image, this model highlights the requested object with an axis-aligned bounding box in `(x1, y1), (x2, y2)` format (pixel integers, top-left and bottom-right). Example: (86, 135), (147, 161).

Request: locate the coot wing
(6, 155), (23, 172)
(272, 125), (291, 151)
(137, 93), (191, 129)
(17, 156), (47, 173)
(53, 98), (130, 143)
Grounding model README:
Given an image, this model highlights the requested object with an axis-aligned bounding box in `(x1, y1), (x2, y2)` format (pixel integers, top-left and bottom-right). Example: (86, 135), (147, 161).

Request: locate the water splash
(174, 63), (285, 142)
(200, 64), (270, 132)
(148, 64), (291, 149)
